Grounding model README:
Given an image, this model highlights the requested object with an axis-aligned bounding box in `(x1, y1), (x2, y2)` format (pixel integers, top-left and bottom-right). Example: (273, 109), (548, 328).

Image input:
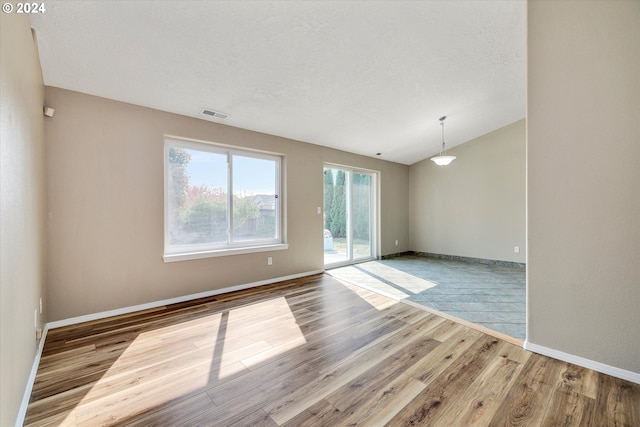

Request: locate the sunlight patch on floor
(328, 265), (410, 300)
(328, 261), (438, 302)
(358, 262), (438, 293)
(224, 297), (307, 372)
(65, 297), (307, 424)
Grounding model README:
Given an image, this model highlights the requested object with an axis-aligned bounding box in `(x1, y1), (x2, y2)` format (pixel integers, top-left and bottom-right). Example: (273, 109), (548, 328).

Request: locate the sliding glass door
(323, 165), (376, 266)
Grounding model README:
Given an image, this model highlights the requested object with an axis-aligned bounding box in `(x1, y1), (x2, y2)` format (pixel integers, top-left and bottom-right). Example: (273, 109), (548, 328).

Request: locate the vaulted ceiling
(30, 1), (525, 165)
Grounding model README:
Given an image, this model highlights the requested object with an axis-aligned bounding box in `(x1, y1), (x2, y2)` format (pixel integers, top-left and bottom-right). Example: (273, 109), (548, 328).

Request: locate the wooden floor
(26, 274), (639, 426)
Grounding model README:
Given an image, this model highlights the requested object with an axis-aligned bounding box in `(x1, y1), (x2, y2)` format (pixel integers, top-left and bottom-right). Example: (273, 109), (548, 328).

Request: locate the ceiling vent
(201, 108), (229, 119)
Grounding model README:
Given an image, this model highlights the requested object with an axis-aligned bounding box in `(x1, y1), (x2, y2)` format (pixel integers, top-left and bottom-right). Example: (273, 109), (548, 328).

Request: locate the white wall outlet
(267, 256), (273, 265)
(317, 207), (322, 214)
(34, 309), (38, 328)
(514, 246), (520, 253)
(39, 297), (43, 314)
(395, 240), (399, 246)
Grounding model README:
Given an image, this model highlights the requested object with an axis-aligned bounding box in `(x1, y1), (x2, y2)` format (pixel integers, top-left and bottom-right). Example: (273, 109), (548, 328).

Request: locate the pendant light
(430, 116), (456, 166)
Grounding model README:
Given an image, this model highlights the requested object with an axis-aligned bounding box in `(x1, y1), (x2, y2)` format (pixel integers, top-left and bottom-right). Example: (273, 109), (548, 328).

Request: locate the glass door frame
(323, 163), (379, 268)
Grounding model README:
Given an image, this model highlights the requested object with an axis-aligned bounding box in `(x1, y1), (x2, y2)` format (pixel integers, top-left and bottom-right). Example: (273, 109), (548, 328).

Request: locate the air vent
(202, 108), (229, 119)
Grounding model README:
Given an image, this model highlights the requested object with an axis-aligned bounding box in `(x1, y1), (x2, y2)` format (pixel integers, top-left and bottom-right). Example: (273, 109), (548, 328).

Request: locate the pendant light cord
(440, 117), (446, 156)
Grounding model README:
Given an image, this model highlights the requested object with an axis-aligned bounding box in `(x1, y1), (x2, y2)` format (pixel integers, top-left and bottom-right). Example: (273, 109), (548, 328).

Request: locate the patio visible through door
(323, 165), (376, 267)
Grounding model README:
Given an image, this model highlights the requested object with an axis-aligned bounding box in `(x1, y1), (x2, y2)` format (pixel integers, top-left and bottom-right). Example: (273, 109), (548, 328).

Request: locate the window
(164, 137), (286, 262)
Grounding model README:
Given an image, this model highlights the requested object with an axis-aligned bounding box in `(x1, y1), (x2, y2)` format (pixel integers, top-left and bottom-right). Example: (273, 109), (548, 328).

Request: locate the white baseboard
(524, 340), (640, 384)
(48, 269), (324, 330)
(15, 326), (49, 427)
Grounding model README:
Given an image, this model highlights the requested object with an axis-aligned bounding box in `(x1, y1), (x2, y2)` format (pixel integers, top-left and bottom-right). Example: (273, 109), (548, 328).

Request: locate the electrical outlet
(395, 240), (399, 246)
(39, 297), (43, 314)
(514, 246), (520, 253)
(317, 207), (322, 214)
(267, 257), (273, 265)
(34, 309), (38, 329)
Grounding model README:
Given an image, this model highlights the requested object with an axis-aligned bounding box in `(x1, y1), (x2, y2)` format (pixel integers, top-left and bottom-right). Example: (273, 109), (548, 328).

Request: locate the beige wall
(409, 119), (526, 263)
(44, 87), (409, 321)
(0, 15), (47, 427)
(528, 1), (640, 373)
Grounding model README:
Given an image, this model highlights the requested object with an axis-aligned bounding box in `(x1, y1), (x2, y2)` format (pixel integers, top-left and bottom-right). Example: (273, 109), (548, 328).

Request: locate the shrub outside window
(164, 137), (285, 261)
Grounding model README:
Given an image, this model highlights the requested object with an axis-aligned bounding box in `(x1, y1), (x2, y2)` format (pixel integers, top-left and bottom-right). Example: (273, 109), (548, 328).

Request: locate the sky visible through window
(186, 149), (276, 195)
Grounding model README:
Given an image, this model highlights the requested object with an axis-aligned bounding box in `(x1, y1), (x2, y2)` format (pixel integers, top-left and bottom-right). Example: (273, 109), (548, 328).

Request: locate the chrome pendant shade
(430, 116), (456, 166)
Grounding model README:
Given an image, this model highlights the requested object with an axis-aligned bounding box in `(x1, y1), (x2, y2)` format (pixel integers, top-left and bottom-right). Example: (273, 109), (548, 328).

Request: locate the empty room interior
(2, 1), (639, 426)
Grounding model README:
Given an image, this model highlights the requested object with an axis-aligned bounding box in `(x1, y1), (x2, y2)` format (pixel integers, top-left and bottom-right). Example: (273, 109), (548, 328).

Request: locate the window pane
(167, 147), (228, 246)
(323, 167), (348, 264)
(232, 155), (278, 242)
(352, 172), (371, 259)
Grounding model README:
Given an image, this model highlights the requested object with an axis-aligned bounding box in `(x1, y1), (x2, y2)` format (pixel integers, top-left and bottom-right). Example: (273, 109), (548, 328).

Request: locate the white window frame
(163, 137), (287, 262)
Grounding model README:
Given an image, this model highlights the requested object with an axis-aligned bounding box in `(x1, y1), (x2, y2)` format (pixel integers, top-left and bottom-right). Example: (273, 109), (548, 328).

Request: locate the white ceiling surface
(30, 1), (525, 165)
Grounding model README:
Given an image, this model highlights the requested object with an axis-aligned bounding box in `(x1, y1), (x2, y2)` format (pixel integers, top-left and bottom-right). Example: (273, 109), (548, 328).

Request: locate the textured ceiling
(29, 1), (525, 165)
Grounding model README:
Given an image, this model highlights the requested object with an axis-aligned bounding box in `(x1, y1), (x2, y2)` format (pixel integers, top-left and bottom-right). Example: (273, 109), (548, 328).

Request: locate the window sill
(163, 243), (289, 263)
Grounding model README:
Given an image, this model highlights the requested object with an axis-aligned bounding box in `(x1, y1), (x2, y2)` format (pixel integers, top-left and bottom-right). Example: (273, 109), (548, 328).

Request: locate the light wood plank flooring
(25, 274), (639, 426)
